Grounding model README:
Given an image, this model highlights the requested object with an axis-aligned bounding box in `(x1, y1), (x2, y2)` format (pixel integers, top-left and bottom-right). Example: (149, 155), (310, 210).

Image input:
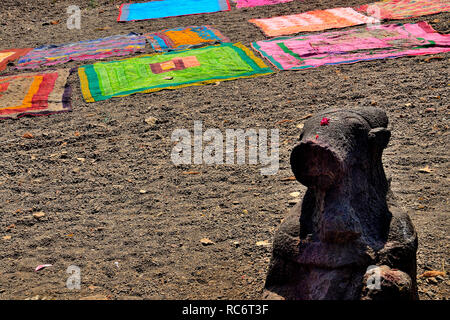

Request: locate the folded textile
(145, 26), (230, 52)
(249, 7), (380, 37)
(118, 0), (231, 22)
(78, 43), (272, 102)
(0, 48), (33, 71)
(16, 33), (146, 69)
(0, 69), (72, 119)
(251, 22), (450, 70)
(236, 0), (293, 8)
(356, 0), (450, 20)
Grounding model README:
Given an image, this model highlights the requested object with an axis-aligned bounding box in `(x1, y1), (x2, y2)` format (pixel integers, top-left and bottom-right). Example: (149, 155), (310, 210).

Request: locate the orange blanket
(249, 7), (379, 37)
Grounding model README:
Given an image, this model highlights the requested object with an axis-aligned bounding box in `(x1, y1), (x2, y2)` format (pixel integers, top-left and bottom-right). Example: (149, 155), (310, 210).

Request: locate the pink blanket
(236, 0), (292, 8)
(251, 22), (450, 70)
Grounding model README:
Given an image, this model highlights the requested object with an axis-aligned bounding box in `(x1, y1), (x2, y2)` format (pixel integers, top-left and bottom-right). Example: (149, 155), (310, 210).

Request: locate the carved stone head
(264, 108), (418, 300)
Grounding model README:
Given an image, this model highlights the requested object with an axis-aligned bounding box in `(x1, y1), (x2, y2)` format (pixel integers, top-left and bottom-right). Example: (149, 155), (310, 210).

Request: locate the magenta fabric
(236, 0), (292, 8)
(251, 22), (450, 70)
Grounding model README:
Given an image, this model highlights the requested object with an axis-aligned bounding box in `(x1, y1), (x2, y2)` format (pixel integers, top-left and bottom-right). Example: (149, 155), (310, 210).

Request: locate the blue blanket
(118, 0), (231, 22)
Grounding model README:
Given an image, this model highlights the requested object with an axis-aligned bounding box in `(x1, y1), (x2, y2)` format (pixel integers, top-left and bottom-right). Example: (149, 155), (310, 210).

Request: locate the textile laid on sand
(118, 0), (231, 22)
(251, 22), (450, 70)
(0, 69), (72, 119)
(16, 33), (146, 69)
(145, 26), (230, 52)
(356, 0), (450, 20)
(0, 48), (33, 71)
(249, 7), (380, 37)
(78, 43), (273, 102)
(236, 0), (293, 8)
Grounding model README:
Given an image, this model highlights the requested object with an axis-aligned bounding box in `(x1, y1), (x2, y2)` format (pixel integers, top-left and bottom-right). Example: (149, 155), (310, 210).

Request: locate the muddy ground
(0, 0), (448, 300)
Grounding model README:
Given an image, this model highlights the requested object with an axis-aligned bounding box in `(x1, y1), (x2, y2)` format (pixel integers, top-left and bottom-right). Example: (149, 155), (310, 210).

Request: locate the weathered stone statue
(263, 108), (418, 300)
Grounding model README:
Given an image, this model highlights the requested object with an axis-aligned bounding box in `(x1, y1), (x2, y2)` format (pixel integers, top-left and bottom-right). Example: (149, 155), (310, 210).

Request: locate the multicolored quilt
(78, 43), (273, 102)
(251, 22), (450, 70)
(0, 48), (33, 71)
(16, 33), (146, 70)
(236, 0), (293, 8)
(249, 7), (380, 37)
(118, 0), (231, 22)
(356, 0), (450, 20)
(0, 69), (72, 119)
(145, 26), (230, 52)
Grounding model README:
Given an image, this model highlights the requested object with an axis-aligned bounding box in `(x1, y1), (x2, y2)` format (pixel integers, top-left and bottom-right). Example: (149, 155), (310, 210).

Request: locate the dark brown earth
(0, 0), (448, 300)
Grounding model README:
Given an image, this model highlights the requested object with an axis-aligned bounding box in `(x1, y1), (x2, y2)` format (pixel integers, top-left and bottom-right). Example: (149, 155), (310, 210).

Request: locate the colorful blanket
(78, 43), (272, 102)
(16, 33), (146, 70)
(145, 26), (230, 52)
(118, 0), (231, 22)
(0, 69), (72, 119)
(249, 7), (380, 37)
(356, 0), (450, 20)
(236, 0), (293, 8)
(0, 48), (33, 71)
(251, 22), (450, 70)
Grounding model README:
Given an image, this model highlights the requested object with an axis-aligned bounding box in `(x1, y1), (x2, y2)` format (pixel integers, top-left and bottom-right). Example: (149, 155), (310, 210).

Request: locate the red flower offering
(320, 117), (330, 126)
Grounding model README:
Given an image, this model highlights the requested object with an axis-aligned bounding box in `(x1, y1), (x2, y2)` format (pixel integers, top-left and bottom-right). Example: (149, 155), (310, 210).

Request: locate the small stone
(76, 158), (85, 162)
(232, 201), (239, 205)
(296, 123), (304, 129)
(289, 192), (300, 198)
(145, 116), (158, 126)
(404, 103), (413, 107)
(256, 240), (271, 247)
(32, 211), (45, 219)
(233, 241), (240, 247)
(139, 189), (147, 194)
(2, 235), (11, 240)
(425, 108), (436, 113)
(200, 238), (214, 246)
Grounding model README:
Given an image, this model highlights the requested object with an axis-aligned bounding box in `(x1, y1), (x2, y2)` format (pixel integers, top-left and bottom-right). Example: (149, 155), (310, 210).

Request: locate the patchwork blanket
(0, 48), (33, 71)
(236, 0), (293, 8)
(0, 69), (72, 119)
(118, 0), (231, 22)
(16, 33), (146, 69)
(251, 22), (450, 70)
(249, 7), (380, 37)
(145, 26), (230, 52)
(356, 0), (450, 20)
(78, 43), (272, 102)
